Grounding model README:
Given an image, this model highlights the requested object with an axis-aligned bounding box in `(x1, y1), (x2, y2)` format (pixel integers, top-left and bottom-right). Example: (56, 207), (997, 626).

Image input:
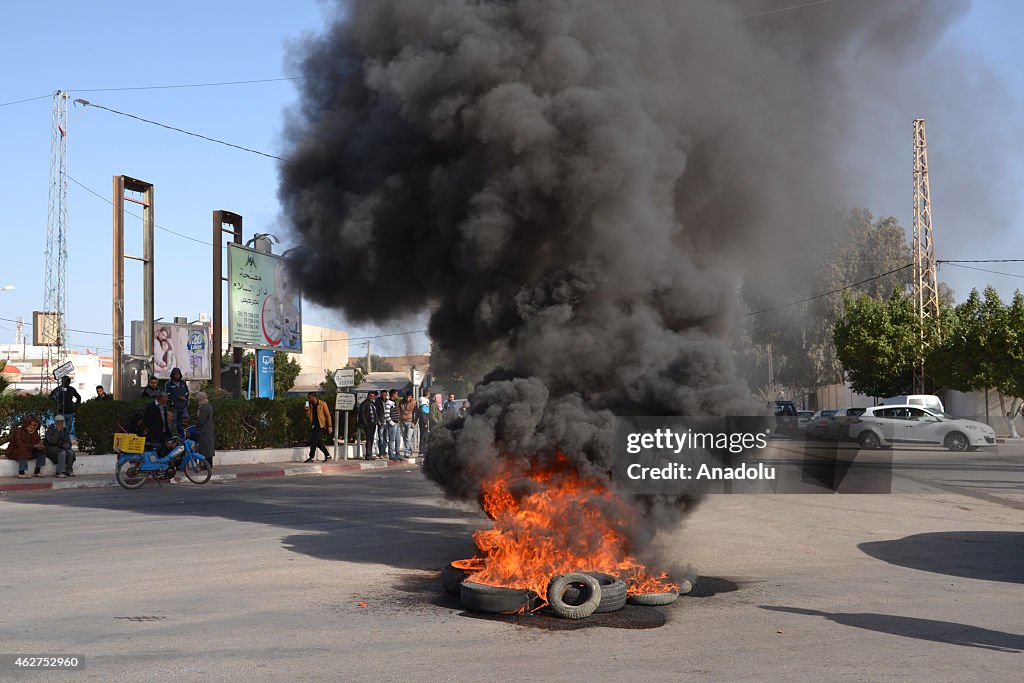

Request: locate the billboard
(153, 323), (211, 380)
(32, 311), (62, 346)
(227, 244), (302, 352)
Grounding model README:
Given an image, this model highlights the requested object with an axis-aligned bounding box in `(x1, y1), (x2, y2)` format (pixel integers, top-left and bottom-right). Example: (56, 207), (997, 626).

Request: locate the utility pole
(42, 90), (70, 390)
(212, 211), (243, 393)
(912, 118), (941, 394)
(366, 341), (372, 373)
(111, 176), (154, 399)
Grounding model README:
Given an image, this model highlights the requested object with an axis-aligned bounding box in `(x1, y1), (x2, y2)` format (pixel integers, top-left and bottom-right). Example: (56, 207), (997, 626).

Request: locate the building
(0, 344), (112, 397)
(274, 324), (349, 393)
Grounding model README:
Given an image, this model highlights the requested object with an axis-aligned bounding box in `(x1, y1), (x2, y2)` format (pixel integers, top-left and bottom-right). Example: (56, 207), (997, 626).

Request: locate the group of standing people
(355, 390), (469, 461)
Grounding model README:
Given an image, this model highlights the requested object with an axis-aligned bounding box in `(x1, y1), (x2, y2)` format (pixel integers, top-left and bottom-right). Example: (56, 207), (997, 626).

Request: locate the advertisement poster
(256, 349), (275, 399)
(228, 244), (302, 352)
(152, 324), (211, 380)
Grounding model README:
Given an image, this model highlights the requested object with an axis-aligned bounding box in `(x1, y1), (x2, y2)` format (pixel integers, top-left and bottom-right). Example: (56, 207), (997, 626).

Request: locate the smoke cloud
(279, 0), (970, 535)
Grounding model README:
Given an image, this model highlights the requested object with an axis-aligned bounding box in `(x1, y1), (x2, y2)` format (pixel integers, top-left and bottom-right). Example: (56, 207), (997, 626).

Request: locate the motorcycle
(115, 437), (211, 490)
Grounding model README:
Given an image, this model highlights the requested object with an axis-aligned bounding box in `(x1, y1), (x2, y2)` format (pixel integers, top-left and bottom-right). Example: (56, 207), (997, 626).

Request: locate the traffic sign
(333, 368), (355, 388)
(52, 360), (75, 381)
(335, 393), (356, 411)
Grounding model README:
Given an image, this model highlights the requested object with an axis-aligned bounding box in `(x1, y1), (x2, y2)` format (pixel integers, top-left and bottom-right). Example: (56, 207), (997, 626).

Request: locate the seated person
(44, 414), (76, 478)
(177, 415), (198, 442)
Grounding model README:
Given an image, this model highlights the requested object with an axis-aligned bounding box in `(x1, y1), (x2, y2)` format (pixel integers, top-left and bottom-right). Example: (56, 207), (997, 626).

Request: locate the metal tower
(912, 118), (940, 393)
(43, 90), (70, 387)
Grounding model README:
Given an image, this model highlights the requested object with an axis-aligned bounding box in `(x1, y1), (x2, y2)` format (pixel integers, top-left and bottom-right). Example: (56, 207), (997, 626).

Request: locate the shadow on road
(859, 531), (1024, 584)
(3, 472), (481, 572)
(760, 606), (1024, 653)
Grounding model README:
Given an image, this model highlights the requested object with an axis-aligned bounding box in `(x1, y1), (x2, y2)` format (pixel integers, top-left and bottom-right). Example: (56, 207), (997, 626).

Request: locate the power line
(746, 263), (914, 316)
(0, 314), (428, 345)
(741, 0), (838, 19)
(941, 263), (1024, 280)
(938, 259), (1024, 263)
(67, 175), (213, 245)
(2, 77), (301, 109)
(70, 77), (301, 93)
(73, 98), (284, 161)
(0, 93), (52, 108)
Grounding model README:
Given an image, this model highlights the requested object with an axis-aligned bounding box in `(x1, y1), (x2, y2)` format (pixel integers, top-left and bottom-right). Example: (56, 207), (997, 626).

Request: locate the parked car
(806, 409), (837, 438)
(796, 410), (815, 432)
(848, 405), (996, 451)
(880, 394), (945, 414)
(824, 407), (868, 440)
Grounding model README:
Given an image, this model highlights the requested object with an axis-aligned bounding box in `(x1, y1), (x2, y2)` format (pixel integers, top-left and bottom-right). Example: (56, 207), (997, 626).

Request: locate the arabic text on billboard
(228, 244), (302, 352)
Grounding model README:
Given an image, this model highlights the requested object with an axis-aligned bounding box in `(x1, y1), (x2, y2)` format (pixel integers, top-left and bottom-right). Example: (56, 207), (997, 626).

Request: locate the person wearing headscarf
(194, 391), (215, 467)
(6, 416), (46, 478)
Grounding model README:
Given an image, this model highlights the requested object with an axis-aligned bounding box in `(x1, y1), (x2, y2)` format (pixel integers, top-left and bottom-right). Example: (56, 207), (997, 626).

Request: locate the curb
(0, 457), (421, 494)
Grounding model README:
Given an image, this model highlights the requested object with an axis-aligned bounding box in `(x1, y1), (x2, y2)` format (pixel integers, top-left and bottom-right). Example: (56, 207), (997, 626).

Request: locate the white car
(848, 405), (996, 452)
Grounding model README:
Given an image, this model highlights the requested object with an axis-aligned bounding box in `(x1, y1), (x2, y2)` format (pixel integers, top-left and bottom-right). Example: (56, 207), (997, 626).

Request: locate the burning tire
(564, 572), (628, 613)
(460, 580), (539, 614)
(442, 560), (483, 596)
(627, 588), (680, 606)
(547, 573), (602, 619)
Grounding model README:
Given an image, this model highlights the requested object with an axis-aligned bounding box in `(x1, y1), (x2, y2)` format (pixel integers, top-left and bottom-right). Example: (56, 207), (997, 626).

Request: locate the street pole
(333, 409), (340, 460)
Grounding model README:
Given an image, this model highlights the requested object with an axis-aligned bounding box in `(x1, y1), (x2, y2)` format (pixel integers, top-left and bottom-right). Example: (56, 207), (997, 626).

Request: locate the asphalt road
(1, 447), (1021, 682)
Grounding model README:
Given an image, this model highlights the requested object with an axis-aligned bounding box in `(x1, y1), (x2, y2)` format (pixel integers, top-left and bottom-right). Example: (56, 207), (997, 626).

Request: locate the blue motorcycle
(115, 437), (211, 489)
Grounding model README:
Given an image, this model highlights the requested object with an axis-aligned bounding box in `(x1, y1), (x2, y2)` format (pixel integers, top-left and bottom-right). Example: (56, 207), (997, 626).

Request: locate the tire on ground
(460, 580), (538, 614)
(627, 588), (680, 606)
(442, 561), (481, 596)
(584, 572), (628, 613)
(547, 573), (602, 619)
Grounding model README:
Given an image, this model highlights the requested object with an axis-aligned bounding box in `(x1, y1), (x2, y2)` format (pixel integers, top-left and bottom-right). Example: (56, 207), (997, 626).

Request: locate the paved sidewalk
(0, 456), (422, 494)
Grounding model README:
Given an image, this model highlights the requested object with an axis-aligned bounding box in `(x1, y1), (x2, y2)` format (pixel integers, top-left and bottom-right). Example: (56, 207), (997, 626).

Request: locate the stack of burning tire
(443, 561), (691, 619)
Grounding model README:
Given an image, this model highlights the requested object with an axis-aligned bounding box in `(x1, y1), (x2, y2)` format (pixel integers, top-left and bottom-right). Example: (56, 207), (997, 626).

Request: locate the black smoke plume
(279, 0), (970, 534)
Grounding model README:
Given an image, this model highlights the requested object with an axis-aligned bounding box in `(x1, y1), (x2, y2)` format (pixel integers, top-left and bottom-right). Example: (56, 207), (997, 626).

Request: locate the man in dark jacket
(50, 376), (81, 437)
(140, 376), (161, 399)
(374, 390), (388, 458)
(45, 414), (76, 478)
(358, 391), (379, 461)
(165, 367), (189, 426)
(143, 393), (172, 454)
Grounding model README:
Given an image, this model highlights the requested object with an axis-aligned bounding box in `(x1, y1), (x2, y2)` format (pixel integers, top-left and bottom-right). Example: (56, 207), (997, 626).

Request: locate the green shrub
(76, 399), (150, 454)
(8, 394), (351, 454)
(0, 394), (59, 444)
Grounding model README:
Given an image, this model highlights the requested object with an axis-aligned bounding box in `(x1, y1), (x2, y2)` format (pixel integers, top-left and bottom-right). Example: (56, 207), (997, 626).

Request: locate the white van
(880, 394), (944, 413)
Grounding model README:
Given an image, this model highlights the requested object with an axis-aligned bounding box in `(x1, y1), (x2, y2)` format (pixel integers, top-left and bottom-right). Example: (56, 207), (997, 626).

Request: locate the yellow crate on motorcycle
(113, 432), (146, 454)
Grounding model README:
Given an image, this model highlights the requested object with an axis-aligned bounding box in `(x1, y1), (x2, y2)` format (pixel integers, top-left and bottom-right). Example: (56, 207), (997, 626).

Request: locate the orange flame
(459, 453), (676, 609)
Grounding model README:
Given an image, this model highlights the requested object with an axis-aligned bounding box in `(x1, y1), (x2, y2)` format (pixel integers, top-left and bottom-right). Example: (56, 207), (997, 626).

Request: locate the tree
(224, 350), (302, 396)
(0, 360), (9, 395)
(833, 290), (921, 398)
(745, 208), (917, 391)
(349, 355), (393, 373)
(932, 287), (1024, 419)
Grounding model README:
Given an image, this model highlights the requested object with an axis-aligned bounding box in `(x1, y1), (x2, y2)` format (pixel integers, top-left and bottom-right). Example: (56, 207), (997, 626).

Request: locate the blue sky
(1, 0), (1022, 360)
